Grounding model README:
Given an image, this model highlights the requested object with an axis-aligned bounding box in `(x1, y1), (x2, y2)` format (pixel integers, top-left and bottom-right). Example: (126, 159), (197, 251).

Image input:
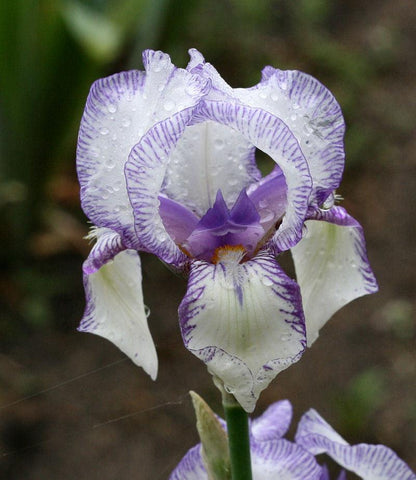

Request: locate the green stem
(222, 389), (253, 480)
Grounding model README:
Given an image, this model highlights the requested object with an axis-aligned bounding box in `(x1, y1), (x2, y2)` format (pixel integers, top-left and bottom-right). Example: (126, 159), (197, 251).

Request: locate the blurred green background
(0, 0), (415, 479)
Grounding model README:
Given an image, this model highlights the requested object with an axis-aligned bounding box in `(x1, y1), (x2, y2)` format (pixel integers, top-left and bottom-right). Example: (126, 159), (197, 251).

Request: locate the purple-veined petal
(291, 206), (378, 346)
(80, 249), (157, 380)
(170, 440), (322, 480)
(169, 445), (208, 480)
(162, 121), (260, 217)
(247, 166), (288, 233)
(77, 49), (209, 248)
(193, 100), (313, 252)
(296, 409), (416, 480)
(251, 439), (322, 480)
(178, 250), (306, 412)
(158, 194), (199, 245)
(235, 68), (345, 206)
(83, 226), (127, 274)
(125, 109), (196, 266)
(251, 400), (293, 442)
(187, 49), (233, 98)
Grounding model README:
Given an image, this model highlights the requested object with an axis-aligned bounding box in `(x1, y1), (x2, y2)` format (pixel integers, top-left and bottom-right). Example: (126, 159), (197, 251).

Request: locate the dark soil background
(0, 1), (415, 478)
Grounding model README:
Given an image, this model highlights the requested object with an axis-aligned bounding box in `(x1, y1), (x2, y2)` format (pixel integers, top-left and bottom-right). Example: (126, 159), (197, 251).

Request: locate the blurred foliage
(333, 368), (387, 440)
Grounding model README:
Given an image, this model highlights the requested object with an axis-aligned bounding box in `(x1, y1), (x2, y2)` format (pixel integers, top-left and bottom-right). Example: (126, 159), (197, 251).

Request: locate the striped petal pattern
(296, 409), (416, 480)
(179, 251), (306, 412)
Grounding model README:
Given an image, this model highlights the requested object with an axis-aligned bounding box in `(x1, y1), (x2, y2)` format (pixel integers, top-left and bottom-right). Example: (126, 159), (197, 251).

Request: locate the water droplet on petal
(303, 124), (313, 136)
(214, 138), (224, 150)
(107, 104), (117, 114)
(262, 276), (273, 287)
(280, 333), (292, 342)
(100, 127), (109, 135)
(271, 92), (278, 101)
(122, 118), (131, 128)
(90, 147), (100, 158)
(164, 100), (175, 111)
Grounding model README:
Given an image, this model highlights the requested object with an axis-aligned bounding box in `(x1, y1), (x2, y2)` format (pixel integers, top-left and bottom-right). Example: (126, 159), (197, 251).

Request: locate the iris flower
(169, 400), (415, 480)
(77, 49), (377, 411)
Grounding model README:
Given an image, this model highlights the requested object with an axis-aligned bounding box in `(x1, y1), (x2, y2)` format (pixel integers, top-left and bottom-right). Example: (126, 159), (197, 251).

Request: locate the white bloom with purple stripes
(77, 49), (378, 411)
(170, 400), (415, 480)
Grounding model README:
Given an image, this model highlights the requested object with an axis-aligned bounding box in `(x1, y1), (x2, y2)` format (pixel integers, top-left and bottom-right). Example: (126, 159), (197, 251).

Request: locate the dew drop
(303, 124), (313, 136)
(105, 158), (115, 170)
(214, 138), (224, 150)
(271, 92), (279, 101)
(90, 147), (100, 158)
(260, 209), (274, 223)
(100, 188), (110, 200)
(259, 90), (268, 99)
(185, 83), (197, 96)
(280, 333), (292, 342)
(107, 104), (117, 114)
(100, 127), (110, 136)
(262, 276), (273, 287)
(122, 118), (131, 128)
(164, 100), (175, 111)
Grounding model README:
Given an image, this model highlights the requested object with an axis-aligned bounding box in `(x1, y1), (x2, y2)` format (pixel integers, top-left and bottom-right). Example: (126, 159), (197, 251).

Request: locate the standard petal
(80, 249), (157, 380)
(193, 100), (313, 252)
(77, 49), (209, 248)
(291, 207), (378, 345)
(235, 68), (345, 206)
(179, 250), (306, 412)
(251, 400), (293, 442)
(251, 439), (322, 480)
(296, 409), (416, 480)
(162, 120), (260, 217)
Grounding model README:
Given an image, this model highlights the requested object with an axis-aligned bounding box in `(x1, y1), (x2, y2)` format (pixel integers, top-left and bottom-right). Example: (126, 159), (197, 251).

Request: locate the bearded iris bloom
(77, 49), (377, 412)
(169, 400), (415, 480)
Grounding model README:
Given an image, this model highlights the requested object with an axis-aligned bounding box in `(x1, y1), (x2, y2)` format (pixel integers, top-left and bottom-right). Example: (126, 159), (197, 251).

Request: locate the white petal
(291, 217), (378, 345)
(80, 249), (157, 379)
(179, 251), (306, 412)
(163, 120), (260, 216)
